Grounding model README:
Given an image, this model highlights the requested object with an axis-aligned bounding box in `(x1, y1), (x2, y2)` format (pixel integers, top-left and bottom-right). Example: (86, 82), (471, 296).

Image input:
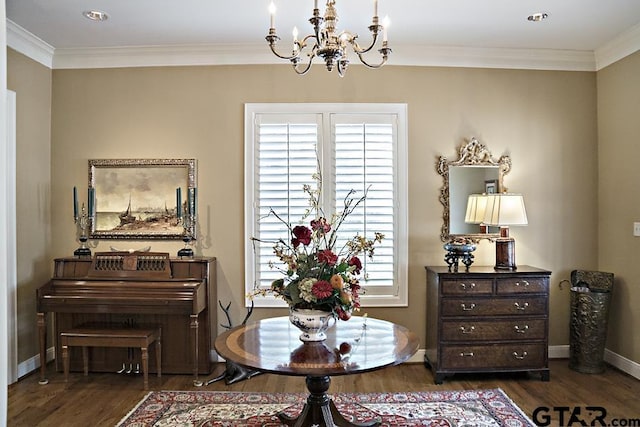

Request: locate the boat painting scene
(95, 195), (182, 233)
(92, 165), (188, 236)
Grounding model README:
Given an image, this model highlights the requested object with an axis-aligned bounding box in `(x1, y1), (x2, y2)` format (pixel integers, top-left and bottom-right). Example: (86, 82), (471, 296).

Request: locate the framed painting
(88, 159), (197, 240)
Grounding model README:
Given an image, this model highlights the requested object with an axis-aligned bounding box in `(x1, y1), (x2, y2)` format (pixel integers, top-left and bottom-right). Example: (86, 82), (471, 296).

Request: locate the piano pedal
(117, 363), (126, 374)
(126, 363), (133, 374)
(134, 363), (140, 374)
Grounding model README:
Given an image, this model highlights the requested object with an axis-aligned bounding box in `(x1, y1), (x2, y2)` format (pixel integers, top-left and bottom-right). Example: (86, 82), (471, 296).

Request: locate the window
(244, 103), (408, 307)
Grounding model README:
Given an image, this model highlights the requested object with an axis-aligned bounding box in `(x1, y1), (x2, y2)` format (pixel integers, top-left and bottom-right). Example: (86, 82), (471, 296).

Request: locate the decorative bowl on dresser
(425, 265), (551, 384)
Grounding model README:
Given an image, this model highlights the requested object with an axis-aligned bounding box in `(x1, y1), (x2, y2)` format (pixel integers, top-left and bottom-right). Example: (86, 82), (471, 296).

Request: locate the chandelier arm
(286, 33), (320, 64)
(268, 44), (299, 61)
(300, 34), (319, 50)
(292, 53), (315, 75)
(355, 48), (391, 69)
(337, 60), (346, 77)
(349, 29), (382, 55)
(266, 33), (302, 61)
(310, 15), (323, 43)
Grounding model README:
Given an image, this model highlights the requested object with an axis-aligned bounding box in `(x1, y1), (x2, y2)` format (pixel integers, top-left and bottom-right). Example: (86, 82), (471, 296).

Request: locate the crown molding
(390, 45), (596, 71)
(595, 22), (640, 70)
(6, 19), (54, 68)
(51, 43), (276, 69)
(51, 43), (596, 71)
(6, 19), (639, 72)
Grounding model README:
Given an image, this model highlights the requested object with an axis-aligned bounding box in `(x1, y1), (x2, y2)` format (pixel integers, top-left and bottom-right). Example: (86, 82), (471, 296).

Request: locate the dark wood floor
(8, 359), (640, 426)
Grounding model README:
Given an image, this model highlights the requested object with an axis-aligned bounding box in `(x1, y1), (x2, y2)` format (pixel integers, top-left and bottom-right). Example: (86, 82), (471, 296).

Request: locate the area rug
(117, 388), (534, 426)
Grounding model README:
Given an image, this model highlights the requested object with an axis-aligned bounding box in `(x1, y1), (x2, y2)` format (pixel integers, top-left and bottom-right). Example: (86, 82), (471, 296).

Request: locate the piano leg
(37, 312), (49, 385)
(191, 315), (202, 386)
(141, 347), (149, 390)
(156, 328), (162, 378)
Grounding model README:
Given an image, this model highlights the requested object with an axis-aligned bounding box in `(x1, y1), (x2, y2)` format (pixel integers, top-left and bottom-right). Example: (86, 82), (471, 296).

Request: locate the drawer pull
(514, 302), (529, 311)
(459, 352), (475, 357)
(514, 325), (529, 334)
(459, 326), (475, 334)
(460, 282), (476, 290)
(512, 351), (528, 360)
(460, 303), (476, 311)
(515, 280), (530, 287)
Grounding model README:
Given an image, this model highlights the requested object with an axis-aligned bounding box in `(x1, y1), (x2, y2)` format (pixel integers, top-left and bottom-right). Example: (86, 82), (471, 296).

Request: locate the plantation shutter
(253, 114), (320, 289)
(332, 114), (397, 296)
(246, 104), (408, 307)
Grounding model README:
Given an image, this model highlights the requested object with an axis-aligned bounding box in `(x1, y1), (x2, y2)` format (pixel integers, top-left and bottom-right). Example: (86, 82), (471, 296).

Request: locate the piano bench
(60, 325), (161, 390)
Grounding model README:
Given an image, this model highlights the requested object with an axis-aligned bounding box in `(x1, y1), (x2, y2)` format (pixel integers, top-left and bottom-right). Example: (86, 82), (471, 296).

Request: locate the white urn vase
(289, 308), (337, 342)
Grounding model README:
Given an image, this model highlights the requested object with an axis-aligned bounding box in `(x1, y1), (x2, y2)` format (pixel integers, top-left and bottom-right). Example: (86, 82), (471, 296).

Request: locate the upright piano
(36, 252), (215, 386)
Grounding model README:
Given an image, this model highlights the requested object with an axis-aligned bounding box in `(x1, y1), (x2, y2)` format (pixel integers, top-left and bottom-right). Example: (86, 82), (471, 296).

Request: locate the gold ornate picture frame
(436, 138), (511, 242)
(88, 159), (197, 240)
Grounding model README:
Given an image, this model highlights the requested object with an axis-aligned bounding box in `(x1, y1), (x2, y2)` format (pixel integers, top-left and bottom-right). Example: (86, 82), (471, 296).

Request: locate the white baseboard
(546, 345), (640, 380)
(408, 349), (425, 364)
(604, 349), (640, 380)
(17, 346), (55, 381)
(549, 344), (570, 359)
(22, 345), (640, 382)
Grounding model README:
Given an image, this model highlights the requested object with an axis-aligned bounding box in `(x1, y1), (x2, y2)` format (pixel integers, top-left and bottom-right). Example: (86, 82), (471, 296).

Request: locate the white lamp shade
(483, 193), (528, 226)
(464, 194), (489, 224)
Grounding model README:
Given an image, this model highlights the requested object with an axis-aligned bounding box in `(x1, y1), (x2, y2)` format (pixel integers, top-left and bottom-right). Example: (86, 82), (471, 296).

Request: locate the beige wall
(597, 50), (640, 363)
(12, 49), (622, 367)
(6, 49), (52, 362)
(49, 63), (598, 349)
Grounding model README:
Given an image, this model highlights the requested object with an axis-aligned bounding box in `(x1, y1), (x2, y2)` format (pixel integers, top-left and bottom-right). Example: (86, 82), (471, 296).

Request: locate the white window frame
(244, 103), (408, 307)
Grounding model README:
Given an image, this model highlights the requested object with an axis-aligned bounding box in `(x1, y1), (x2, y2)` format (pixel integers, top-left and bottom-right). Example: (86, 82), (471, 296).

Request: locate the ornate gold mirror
(437, 137), (511, 242)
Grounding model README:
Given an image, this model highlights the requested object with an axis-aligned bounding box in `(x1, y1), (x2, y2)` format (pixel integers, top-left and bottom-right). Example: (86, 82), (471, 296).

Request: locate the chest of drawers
(425, 265), (551, 384)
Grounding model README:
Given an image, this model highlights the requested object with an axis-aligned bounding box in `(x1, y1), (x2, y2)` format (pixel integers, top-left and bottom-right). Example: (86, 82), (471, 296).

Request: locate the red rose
(310, 217), (331, 233)
(292, 225), (312, 248)
(350, 280), (361, 307)
(336, 306), (352, 321)
(348, 256), (362, 274)
(318, 249), (338, 265)
(312, 280), (334, 299)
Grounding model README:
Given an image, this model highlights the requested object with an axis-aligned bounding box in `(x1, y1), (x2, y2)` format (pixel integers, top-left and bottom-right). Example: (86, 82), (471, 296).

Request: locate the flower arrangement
(250, 173), (384, 321)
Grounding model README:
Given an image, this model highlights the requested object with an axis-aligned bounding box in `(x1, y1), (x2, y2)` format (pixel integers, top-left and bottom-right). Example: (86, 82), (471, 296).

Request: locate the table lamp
(464, 194), (489, 233)
(483, 193), (528, 270)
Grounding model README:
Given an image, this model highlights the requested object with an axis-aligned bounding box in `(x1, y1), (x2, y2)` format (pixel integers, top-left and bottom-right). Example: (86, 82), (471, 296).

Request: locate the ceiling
(6, 0), (640, 70)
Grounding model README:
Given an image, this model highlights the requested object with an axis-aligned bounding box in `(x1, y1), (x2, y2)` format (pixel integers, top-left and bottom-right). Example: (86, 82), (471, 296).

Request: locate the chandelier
(266, 0), (391, 77)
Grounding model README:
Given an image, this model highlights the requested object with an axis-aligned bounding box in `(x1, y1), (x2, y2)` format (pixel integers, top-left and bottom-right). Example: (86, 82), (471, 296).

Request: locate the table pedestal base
(278, 376), (381, 427)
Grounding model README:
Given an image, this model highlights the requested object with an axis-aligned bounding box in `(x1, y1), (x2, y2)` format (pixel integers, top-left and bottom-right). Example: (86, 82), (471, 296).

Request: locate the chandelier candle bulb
(269, 2), (275, 29)
(383, 16), (389, 42)
(293, 26), (299, 51)
(374, 0), (378, 17)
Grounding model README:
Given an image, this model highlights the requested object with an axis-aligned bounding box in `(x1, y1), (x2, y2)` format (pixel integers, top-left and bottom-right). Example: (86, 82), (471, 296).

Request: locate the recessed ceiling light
(527, 13), (548, 22)
(82, 10), (109, 22)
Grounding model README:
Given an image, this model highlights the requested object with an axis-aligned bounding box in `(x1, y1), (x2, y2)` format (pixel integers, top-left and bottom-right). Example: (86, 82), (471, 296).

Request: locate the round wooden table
(214, 315), (419, 427)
